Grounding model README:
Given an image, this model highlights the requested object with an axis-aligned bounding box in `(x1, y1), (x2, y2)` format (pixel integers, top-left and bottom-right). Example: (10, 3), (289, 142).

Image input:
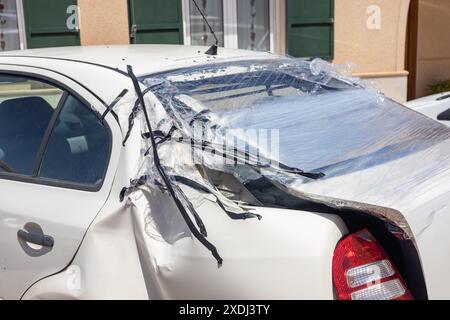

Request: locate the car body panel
(23, 198), (348, 300)
(0, 64), (123, 299)
(0, 44), (273, 85)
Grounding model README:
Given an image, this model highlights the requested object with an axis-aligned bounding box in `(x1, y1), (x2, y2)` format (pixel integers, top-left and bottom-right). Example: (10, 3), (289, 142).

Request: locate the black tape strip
(101, 89), (129, 121)
(126, 65), (223, 266)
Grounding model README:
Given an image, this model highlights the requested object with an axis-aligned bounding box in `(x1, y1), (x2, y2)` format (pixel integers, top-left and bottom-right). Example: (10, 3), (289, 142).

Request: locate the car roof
(0, 44), (274, 76)
(0, 45), (278, 115)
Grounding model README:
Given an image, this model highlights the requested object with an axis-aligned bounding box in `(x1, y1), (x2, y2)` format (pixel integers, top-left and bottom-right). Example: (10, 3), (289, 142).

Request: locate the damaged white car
(0, 45), (448, 300)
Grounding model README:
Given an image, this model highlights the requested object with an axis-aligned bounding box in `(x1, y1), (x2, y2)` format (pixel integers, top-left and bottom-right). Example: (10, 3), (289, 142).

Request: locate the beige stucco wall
(334, 0), (410, 73)
(333, 0), (411, 102)
(359, 71), (409, 102)
(415, 0), (450, 98)
(78, 0), (130, 46)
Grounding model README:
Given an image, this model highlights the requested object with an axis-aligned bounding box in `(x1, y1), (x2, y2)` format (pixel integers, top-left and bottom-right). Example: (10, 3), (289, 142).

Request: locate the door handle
(17, 229), (54, 248)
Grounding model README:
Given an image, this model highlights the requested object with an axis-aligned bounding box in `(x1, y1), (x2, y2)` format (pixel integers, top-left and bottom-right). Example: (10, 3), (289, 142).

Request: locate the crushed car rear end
(129, 56), (442, 300)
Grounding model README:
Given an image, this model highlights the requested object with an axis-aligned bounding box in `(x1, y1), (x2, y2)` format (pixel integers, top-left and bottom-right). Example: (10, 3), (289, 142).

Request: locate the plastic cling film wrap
(120, 57), (450, 259)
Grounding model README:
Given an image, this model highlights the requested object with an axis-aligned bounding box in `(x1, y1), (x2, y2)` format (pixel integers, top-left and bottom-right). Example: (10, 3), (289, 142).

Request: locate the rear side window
(39, 95), (110, 186)
(0, 73), (110, 189)
(0, 75), (63, 175)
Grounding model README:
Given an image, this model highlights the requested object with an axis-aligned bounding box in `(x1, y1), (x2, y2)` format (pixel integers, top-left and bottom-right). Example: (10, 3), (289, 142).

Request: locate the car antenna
(191, 0), (218, 56)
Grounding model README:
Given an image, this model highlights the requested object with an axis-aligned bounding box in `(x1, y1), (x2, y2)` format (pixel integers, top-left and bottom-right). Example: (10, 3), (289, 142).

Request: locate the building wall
(415, 0), (450, 97)
(334, 0), (411, 102)
(78, 0), (129, 45)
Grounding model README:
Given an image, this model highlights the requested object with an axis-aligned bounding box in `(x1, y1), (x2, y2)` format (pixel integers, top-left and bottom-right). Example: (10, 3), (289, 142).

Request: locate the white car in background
(0, 45), (449, 300)
(405, 92), (450, 125)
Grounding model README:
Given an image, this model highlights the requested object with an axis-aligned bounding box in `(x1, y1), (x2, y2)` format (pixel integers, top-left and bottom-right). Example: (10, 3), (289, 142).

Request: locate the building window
(128, 0), (184, 45)
(189, 0), (224, 47)
(237, 0), (270, 51)
(0, 0), (26, 51)
(286, 0), (334, 60)
(183, 0), (276, 52)
(23, 0), (80, 49)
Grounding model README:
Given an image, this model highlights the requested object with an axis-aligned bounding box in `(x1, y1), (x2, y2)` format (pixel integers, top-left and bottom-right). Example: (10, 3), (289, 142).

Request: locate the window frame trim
(182, 0), (279, 52)
(16, 0), (28, 50)
(0, 70), (113, 192)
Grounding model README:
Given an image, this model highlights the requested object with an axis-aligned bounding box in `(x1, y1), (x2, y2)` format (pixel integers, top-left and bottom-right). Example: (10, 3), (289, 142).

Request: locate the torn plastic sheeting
(124, 58), (411, 240)
(126, 65), (233, 265)
(115, 57), (450, 268)
(132, 57), (450, 244)
(223, 86), (450, 239)
(120, 64), (280, 265)
(222, 88), (449, 174)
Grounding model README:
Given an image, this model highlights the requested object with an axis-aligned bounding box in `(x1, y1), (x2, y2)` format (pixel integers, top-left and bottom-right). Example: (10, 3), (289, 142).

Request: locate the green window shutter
(286, 0), (334, 60)
(23, 0), (80, 49)
(128, 0), (183, 45)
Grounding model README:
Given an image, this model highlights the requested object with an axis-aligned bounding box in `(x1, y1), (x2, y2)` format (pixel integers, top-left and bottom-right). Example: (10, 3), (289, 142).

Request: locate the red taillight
(332, 229), (414, 300)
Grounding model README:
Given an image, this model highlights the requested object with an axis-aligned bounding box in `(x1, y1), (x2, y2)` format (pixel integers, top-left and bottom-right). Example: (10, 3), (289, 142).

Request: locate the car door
(0, 67), (120, 300)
